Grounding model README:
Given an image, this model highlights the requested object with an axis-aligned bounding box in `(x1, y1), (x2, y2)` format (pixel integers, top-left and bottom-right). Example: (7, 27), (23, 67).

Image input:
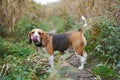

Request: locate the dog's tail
(79, 16), (87, 32)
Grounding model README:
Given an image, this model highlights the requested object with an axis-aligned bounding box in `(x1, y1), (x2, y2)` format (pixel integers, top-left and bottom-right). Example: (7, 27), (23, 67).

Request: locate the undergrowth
(0, 37), (49, 80)
(85, 17), (120, 79)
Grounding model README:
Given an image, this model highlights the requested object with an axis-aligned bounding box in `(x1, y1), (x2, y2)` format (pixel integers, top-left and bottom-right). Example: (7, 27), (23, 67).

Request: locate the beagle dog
(28, 16), (87, 70)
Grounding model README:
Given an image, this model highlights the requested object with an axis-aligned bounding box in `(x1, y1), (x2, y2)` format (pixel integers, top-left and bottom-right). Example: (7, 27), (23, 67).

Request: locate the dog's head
(28, 29), (49, 47)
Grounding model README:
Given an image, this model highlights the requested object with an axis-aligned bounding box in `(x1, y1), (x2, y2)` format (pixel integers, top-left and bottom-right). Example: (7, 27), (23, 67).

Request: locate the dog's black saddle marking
(50, 33), (69, 53)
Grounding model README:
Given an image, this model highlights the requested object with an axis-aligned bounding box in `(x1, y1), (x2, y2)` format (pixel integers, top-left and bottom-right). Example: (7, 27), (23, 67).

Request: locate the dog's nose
(35, 35), (38, 38)
(33, 35), (38, 38)
(32, 35), (38, 42)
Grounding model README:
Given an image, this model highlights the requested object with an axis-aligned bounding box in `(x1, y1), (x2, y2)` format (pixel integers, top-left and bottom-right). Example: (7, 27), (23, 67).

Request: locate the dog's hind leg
(74, 45), (87, 70)
(75, 51), (87, 70)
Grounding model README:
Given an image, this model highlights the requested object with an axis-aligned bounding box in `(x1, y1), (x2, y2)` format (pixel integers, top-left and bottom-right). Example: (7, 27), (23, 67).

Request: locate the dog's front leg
(46, 43), (55, 69)
(49, 55), (54, 69)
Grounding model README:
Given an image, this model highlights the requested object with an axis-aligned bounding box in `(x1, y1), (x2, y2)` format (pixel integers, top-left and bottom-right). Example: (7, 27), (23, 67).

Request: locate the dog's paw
(78, 66), (84, 70)
(47, 67), (56, 73)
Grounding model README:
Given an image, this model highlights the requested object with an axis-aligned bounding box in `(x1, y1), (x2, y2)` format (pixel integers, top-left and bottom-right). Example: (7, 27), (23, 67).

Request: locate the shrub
(86, 17), (120, 66)
(0, 37), (49, 80)
(0, 54), (46, 80)
(93, 64), (117, 80)
(0, 37), (35, 58)
(13, 16), (41, 41)
(94, 17), (120, 68)
(85, 17), (120, 79)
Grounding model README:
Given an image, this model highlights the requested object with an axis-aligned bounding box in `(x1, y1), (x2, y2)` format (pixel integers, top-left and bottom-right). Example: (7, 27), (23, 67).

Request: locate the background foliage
(0, 0), (120, 80)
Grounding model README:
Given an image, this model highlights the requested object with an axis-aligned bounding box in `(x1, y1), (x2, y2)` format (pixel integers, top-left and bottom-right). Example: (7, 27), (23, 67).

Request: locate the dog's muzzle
(31, 35), (39, 42)
(34, 42), (42, 47)
(31, 35), (42, 47)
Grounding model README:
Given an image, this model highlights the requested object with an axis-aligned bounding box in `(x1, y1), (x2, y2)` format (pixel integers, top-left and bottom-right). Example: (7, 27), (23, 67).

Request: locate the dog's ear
(28, 32), (32, 44)
(41, 32), (49, 46)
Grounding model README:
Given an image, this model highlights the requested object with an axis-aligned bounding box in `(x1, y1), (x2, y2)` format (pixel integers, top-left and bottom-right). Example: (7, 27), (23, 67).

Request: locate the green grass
(93, 64), (118, 80)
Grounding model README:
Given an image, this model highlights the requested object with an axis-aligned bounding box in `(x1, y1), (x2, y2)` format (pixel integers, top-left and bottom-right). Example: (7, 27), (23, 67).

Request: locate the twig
(118, 75), (120, 79)
(68, 62), (77, 67)
(77, 74), (94, 78)
(65, 54), (74, 60)
(96, 75), (102, 80)
(87, 68), (102, 80)
(0, 64), (5, 77)
(104, 58), (111, 65)
(87, 68), (94, 74)
(3, 63), (10, 77)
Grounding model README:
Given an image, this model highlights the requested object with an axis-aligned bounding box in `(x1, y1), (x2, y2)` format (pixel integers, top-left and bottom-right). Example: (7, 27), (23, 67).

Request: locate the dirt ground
(29, 51), (98, 80)
(56, 54), (97, 80)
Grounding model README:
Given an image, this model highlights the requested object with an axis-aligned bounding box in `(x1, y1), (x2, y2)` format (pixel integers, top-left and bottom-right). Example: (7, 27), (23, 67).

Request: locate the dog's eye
(31, 32), (34, 34)
(38, 32), (41, 35)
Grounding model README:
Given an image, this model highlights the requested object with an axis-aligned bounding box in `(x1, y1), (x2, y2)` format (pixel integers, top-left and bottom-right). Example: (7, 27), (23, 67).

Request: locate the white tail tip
(81, 16), (85, 20)
(81, 16), (87, 27)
